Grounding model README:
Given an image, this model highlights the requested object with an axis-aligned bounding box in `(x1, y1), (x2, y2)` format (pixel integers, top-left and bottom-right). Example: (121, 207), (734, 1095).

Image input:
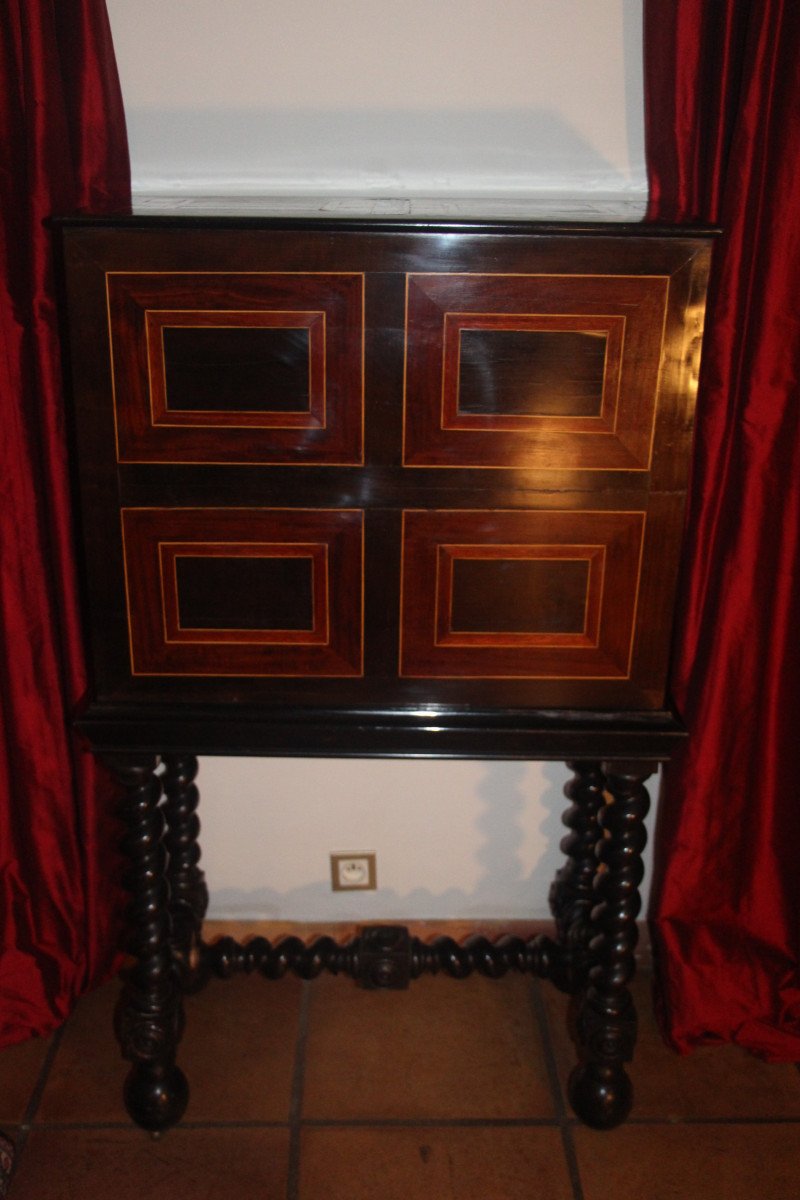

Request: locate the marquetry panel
(399, 509), (645, 678)
(120, 508), (363, 676)
(60, 220), (712, 720)
(403, 273), (669, 470)
(107, 272), (363, 464)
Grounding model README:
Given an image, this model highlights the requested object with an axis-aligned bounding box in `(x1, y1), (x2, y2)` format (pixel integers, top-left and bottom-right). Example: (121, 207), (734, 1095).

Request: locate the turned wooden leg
(568, 760), (654, 1130)
(161, 754), (208, 979)
(548, 760), (605, 990)
(105, 753), (189, 1134)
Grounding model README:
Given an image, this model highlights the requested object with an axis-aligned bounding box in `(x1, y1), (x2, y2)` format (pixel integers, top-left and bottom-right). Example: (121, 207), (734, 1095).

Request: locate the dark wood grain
(404, 272), (664, 470)
(568, 762), (654, 1129)
(449, 556), (590, 634)
(457, 327), (608, 418)
(120, 506), (363, 677)
(103, 753), (189, 1132)
(60, 218), (711, 723)
(107, 271), (362, 463)
(162, 324), (312, 413)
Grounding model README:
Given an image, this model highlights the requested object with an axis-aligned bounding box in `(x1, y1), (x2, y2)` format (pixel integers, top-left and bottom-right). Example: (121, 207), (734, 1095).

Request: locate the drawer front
(120, 507), (363, 677)
(107, 271), (364, 464)
(403, 272), (667, 471)
(62, 223), (711, 714)
(399, 508), (644, 681)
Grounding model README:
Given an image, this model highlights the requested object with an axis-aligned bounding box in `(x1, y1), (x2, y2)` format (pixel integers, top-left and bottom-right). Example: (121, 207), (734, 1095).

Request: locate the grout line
(25, 1112), (800, 1132)
(20, 1024), (66, 1127)
(572, 1115), (800, 1126)
(30, 1119), (291, 1131)
(8, 1023), (67, 1179)
(23, 1112), (800, 1133)
(286, 980), (311, 1200)
(531, 979), (585, 1200)
(301, 1116), (562, 1128)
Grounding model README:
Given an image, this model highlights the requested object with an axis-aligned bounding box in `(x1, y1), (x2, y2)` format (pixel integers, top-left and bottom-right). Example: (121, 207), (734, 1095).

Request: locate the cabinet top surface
(55, 196), (717, 239)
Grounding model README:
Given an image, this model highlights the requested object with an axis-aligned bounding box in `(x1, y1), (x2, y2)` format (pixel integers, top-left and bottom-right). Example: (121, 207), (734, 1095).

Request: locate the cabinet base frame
(103, 751), (655, 1135)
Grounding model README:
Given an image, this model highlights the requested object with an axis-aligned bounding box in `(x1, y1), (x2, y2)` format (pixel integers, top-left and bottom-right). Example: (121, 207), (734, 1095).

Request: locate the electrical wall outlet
(330, 852), (377, 891)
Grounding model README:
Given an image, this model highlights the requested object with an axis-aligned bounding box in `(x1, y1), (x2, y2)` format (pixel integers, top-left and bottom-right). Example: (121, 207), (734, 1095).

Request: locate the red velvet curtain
(0, 1), (130, 1046)
(644, 1), (800, 1058)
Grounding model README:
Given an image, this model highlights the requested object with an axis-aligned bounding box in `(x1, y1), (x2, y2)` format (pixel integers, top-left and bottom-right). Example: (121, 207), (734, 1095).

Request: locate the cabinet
(58, 214), (712, 1133)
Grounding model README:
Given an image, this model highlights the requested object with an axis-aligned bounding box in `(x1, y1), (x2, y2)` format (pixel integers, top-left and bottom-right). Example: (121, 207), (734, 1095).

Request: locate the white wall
(106, 0), (655, 921)
(108, 0), (647, 211)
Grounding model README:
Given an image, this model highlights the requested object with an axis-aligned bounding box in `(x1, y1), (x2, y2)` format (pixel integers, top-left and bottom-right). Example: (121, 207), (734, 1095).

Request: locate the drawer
(403, 271), (667, 470)
(107, 271), (364, 464)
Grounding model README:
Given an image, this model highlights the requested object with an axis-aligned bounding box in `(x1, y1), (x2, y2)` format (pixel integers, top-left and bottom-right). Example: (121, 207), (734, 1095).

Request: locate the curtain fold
(0, 0), (130, 1046)
(644, 0), (800, 1058)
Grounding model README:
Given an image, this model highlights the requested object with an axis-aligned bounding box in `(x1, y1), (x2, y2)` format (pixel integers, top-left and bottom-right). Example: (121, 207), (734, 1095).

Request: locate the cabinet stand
(104, 753), (654, 1134)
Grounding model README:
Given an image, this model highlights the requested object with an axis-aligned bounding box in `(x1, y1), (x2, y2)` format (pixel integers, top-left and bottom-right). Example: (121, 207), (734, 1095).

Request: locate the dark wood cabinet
(58, 215), (712, 1134)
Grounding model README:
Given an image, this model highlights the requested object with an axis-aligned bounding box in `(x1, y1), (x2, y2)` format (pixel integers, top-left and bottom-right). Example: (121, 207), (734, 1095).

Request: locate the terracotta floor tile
(10, 1127), (289, 1200)
(36, 981), (127, 1124)
(178, 973), (302, 1121)
(302, 973), (554, 1120)
(0, 1034), (53, 1123)
(299, 1125), (573, 1200)
(38, 973), (302, 1124)
(543, 971), (800, 1121)
(573, 1123), (800, 1200)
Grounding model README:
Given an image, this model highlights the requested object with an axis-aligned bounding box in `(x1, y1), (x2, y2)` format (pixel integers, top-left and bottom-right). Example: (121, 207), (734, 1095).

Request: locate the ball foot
(124, 1063), (189, 1134)
(568, 1062), (633, 1130)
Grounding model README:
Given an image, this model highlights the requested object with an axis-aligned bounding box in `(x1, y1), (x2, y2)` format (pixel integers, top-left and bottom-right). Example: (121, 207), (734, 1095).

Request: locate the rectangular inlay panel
(162, 325), (312, 414)
(449, 557), (591, 634)
(457, 328), (608, 418)
(121, 508), (363, 675)
(107, 273), (364, 464)
(400, 509), (645, 678)
(403, 274), (668, 469)
(173, 553), (315, 631)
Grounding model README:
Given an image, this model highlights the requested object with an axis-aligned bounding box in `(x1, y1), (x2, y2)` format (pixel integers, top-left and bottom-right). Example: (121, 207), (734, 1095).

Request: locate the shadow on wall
(209, 761), (569, 923)
(475, 761), (568, 915)
(127, 107), (645, 199)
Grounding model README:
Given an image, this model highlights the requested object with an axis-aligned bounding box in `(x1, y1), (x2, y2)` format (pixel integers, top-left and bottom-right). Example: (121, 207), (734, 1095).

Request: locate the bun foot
(124, 1063), (189, 1134)
(568, 1062), (633, 1130)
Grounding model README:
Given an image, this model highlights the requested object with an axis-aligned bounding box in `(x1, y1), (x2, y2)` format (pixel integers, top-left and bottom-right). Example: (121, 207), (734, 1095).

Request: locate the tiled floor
(3, 949), (800, 1198)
